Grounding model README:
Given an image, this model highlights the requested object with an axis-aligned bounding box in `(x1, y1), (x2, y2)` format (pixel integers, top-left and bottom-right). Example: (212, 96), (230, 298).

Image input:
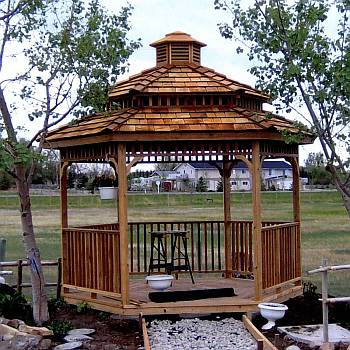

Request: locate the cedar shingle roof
(108, 64), (269, 100)
(45, 105), (308, 142)
(44, 31), (314, 147)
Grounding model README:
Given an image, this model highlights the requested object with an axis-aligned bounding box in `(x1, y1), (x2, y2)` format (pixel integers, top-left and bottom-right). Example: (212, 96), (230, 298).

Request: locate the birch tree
(0, 0), (140, 323)
(215, 0), (350, 216)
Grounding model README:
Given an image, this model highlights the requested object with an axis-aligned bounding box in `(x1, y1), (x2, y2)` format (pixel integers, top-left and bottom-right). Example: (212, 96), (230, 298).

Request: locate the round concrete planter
(99, 187), (118, 200)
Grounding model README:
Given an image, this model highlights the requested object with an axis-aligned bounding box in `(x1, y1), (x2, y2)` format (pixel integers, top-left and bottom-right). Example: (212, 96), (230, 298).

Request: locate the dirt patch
(47, 289), (349, 350)
(49, 305), (142, 349)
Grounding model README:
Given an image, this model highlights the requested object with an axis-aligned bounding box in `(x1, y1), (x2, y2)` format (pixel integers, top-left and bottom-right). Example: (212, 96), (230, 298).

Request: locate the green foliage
(48, 297), (68, 314)
(31, 150), (59, 185)
(76, 301), (91, 314)
(48, 319), (73, 339)
(215, 0), (350, 215)
(0, 171), (13, 190)
(22, 0), (141, 118)
(302, 152), (332, 186)
(97, 311), (110, 320)
(0, 289), (33, 324)
(216, 178), (223, 192)
(196, 176), (208, 192)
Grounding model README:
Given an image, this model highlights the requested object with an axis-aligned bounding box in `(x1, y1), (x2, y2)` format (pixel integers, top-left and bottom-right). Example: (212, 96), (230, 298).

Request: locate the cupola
(150, 31), (206, 66)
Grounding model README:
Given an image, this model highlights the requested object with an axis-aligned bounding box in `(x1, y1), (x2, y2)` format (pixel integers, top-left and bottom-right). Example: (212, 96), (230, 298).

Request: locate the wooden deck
(63, 275), (302, 316)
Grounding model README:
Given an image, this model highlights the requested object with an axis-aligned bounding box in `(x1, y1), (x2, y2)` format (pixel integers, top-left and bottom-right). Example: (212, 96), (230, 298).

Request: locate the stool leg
(159, 238), (169, 274)
(183, 236), (195, 284)
(148, 235), (155, 276)
(170, 235), (178, 279)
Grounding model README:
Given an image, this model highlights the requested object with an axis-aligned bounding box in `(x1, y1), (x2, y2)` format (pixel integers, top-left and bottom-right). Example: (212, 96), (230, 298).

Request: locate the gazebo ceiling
(44, 32), (314, 148)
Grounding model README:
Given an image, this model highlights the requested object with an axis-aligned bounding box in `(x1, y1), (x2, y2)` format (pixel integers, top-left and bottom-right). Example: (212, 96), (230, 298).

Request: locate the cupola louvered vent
(156, 44), (168, 66)
(193, 44), (201, 64)
(151, 31), (206, 66)
(171, 43), (190, 62)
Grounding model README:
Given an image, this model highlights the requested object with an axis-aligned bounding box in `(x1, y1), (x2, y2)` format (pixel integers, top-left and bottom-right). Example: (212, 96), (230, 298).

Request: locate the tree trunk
(1, 87), (49, 324)
(333, 176), (350, 218)
(14, 162), (49, 324)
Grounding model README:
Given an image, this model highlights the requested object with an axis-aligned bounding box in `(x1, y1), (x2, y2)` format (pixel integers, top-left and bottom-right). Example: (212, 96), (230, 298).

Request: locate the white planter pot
(99, 187), (118, 200)
(258, 302), (288, 329)
(146, 275), (174, 291)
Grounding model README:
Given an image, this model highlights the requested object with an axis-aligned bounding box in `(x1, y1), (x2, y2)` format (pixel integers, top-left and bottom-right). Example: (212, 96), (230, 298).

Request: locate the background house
(175, 160), (293, 191)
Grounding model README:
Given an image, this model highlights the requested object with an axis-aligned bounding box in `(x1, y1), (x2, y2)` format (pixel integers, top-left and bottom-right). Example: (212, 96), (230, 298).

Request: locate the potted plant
(94, 175), (118, 200)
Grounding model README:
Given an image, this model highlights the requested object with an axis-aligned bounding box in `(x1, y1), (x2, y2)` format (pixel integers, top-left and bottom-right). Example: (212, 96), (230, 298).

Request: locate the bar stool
(147, 231), (173, 275)
(148, 230), (195, 284)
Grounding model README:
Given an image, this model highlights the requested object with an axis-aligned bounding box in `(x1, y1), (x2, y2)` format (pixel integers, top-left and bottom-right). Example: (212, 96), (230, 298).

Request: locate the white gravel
(148, 317), (257, 350)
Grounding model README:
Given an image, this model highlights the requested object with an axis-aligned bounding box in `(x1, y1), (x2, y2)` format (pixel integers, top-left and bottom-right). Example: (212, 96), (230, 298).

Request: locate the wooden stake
(322, 258), (329, 343)
(252, 142), (262, 300)
(117, 144), (129, 306)
(223, 156), (232, 278)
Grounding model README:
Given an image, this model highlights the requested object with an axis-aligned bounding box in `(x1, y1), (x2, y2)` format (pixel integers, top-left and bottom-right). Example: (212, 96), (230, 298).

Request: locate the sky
(12, 0), (321, 164)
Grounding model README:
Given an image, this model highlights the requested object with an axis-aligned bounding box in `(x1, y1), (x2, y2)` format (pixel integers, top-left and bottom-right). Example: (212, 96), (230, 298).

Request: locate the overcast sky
(14, 0), (320, 164)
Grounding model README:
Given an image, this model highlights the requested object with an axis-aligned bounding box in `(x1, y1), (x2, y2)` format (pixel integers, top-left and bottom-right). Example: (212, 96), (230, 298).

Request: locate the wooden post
(252, 142), (262, 300)
(57, 257), (62, 299)
(321, 258), (329, 343)
(223, 157), (232, 278)
(290, 157), (301, 223)
(117, 144), (129, 306)
(0, 239), (6, 271)
(60, 161), (69, 295)
(60, 162), (70, 228)
(17, 259), (23, 294)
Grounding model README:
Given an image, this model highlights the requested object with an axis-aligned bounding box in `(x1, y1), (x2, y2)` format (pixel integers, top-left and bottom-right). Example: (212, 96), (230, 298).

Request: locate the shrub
(76, 301), (91, 314)
(0, 285), (33, 323)
(48, 320), (73, 339)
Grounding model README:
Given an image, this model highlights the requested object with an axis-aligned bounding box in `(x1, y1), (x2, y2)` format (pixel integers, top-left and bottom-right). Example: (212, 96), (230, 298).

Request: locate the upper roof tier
(109, 64), (269, 101)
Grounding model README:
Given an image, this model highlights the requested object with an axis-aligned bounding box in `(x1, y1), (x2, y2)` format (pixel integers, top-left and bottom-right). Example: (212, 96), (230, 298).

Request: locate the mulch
(48, 290), (350, 350)
(50, 306), (142, 349)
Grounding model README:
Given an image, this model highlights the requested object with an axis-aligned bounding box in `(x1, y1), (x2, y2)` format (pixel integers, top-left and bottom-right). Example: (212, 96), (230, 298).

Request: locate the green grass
(0, 190), (349, 296)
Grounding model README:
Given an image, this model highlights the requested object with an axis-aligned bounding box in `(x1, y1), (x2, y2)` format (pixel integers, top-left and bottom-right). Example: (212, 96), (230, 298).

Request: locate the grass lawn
(0, 190), (349, 296)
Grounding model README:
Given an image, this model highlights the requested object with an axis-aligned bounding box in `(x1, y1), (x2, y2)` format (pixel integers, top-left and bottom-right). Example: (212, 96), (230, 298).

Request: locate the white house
(174, 160), (293, 191)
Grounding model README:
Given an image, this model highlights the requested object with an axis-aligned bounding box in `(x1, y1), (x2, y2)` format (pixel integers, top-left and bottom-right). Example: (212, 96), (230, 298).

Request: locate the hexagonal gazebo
(44, 32), (314, 316)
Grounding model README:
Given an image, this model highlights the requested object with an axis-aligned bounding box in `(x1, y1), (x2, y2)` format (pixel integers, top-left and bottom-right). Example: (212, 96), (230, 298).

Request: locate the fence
(308, 259), (350, 344)
(0, 258), (61, 299)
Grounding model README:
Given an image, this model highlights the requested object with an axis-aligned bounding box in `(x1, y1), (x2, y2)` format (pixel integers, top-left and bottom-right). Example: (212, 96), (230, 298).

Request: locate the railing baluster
(204, 222), (208, 272)
(137, 224), (140, 273)
(211, 222), (214, 271)
(130, 223), (134, 273)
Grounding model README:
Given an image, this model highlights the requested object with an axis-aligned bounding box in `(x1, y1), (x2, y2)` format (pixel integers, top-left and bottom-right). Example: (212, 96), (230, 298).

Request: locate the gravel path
(148, 317), (257, 350)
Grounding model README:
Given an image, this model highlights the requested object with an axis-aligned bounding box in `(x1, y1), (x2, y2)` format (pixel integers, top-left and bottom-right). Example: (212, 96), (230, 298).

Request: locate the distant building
(175, 160), (293, 191)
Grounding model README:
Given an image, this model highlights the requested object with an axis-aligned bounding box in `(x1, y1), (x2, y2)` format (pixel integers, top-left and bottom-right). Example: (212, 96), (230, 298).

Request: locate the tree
(215, 0), (350, 216)
(196, 176), (208, 192)
(0, 0), (140, 323)
(216, 178), (223, 192)
(155, 163), (176, 171)
(303, 152), (332, 186)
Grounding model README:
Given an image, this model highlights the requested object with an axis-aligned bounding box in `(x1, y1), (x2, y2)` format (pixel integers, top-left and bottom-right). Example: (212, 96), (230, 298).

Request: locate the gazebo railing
(128, 220), (225, 274)
(61, 220), (301, 298)
(62, 227), (121, 296)
(261, 222), (301, 291)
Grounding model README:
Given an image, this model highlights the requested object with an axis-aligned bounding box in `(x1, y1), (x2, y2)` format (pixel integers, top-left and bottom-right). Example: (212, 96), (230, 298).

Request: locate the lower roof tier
(44, 105), (314, 147)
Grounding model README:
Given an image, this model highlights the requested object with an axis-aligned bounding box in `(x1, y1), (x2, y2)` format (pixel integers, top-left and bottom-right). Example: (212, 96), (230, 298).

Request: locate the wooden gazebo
(44, 32), (314, 316)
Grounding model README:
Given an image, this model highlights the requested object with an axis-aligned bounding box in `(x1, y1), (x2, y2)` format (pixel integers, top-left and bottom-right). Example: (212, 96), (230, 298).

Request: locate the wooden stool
(147, 231), (173, 276)
(148, 230), (195, 284)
